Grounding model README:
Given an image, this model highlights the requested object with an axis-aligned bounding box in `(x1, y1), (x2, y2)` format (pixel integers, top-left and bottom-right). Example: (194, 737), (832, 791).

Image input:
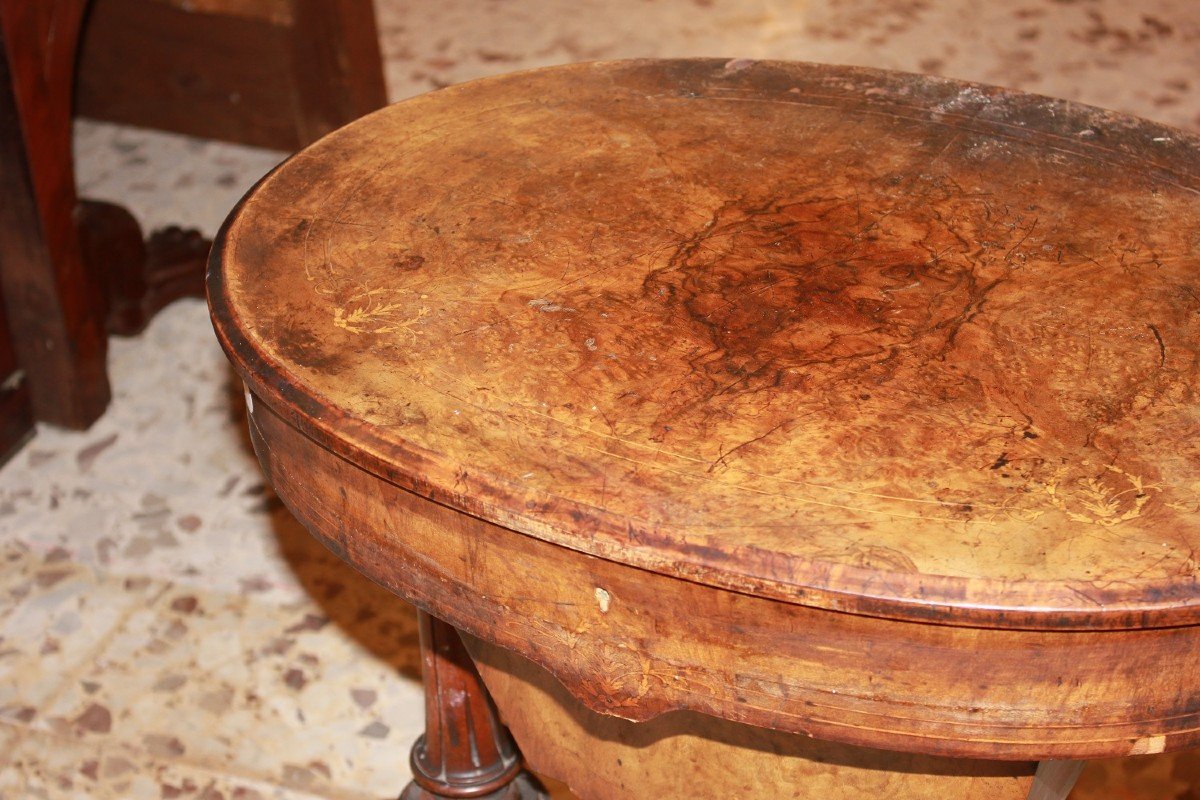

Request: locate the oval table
(208, 60), (1200, 800)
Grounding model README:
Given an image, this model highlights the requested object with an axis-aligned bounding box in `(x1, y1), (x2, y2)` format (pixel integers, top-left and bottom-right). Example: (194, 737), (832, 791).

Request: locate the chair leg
(0, 0), (111, 428)
(400, 611), (547, 800)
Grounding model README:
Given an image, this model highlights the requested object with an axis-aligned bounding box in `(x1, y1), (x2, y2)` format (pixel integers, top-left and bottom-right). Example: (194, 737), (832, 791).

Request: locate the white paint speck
(594, 587), (611, 613)
(585, 337), (597, 351)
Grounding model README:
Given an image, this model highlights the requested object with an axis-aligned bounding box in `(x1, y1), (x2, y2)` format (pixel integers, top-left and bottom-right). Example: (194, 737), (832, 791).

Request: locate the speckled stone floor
(1, 1), (1198, 798)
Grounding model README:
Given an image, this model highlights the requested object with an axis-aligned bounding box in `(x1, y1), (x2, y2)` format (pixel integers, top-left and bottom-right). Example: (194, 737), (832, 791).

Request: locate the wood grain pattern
(236, 390), (1200, 760)
(464, 632), (1038, 800)
(209, 61), (1200, 780)
(210, 60), (1200, 629)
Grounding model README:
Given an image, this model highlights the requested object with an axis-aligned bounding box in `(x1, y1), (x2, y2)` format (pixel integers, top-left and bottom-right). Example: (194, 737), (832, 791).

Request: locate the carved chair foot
(75, 199), (210, 336)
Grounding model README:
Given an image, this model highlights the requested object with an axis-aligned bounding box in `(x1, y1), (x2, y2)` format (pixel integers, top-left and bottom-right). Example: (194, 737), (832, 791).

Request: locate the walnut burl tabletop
(209, 60), (1200, 797)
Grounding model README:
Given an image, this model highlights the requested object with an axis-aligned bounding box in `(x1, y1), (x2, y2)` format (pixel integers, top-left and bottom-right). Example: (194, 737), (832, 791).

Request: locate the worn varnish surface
(212, 61), (1200, 766)
(211, 59), (1200, 629)
(241, 392), (1200, 759)
(465, 633), (1039, 799)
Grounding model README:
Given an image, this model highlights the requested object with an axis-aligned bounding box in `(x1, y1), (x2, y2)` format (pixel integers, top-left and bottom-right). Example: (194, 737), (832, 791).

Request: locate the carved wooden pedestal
(400, 613), (546, 800)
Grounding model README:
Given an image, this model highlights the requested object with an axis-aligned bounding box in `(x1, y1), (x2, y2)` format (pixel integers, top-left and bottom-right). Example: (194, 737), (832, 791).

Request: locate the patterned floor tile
(0, 552), (165, 730)
(0, 301), (322, 607)
(0, 729), (354, 800)
(0, 724), (21, 780)
(373, 0), (1200, 133)
(37, 577), (422, 798)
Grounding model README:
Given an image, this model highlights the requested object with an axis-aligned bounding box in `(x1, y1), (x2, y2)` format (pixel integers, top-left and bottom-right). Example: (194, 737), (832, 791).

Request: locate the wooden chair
(0, 0), (386, 443)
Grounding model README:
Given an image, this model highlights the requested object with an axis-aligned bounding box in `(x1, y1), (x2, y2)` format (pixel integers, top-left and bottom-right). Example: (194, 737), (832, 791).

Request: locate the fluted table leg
(400, 611), (547, 800)
(1027, 760), (1085, 800)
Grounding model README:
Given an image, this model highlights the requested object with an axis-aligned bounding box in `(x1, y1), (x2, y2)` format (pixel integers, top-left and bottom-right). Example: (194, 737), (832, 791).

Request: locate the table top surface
(210, 59), (1200, 629)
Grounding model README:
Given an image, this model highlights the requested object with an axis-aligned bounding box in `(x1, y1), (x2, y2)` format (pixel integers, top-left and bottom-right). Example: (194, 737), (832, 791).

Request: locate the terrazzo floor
(2, 0), (1200, 797)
